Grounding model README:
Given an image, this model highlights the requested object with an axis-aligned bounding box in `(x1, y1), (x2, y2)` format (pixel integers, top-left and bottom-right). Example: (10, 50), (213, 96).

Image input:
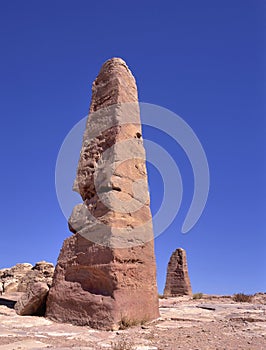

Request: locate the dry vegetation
(110, 339), (134, 350)
(192, 292), (203, 299)
(232, 293), (253, 303)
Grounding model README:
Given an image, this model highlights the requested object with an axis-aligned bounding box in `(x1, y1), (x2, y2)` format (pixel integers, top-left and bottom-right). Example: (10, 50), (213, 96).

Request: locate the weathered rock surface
(0, 261), (54, 293)
(46, 58), (159, 329)
(164, 248), (192, 297)
(15, 282), (49, 316)
(1, 295), (266, 349)
(252, 292), (266, 304)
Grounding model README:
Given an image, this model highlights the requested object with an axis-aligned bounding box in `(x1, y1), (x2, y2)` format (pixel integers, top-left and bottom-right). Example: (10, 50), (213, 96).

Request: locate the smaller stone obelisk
(164, 248), (192, 297)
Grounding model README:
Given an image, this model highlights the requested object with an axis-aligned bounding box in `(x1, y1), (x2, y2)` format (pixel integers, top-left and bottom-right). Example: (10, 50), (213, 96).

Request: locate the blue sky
(0, 0), (265, 295)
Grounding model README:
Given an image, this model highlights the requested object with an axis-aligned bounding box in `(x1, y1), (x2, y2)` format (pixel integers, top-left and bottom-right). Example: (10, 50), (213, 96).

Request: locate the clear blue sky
(0, 0), (265, 295)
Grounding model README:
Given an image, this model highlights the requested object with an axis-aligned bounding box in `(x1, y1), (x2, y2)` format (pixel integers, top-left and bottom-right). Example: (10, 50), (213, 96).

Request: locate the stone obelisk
(46, 58), (159, 329)
(164, 248), (192, 297)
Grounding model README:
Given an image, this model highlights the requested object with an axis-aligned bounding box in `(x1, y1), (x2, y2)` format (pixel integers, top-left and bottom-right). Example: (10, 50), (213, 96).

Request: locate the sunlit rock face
(0, 262), (54, 293)
(164, 248), (192, 297)
(46, 58), (159, 330)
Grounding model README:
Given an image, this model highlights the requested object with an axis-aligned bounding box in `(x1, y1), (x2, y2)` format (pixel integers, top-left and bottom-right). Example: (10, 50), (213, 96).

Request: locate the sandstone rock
(15, 282), (49, 316)
(17, 261), (54, 292)
(164, 248), (192, 297)
(251, 292), (266, 305)
(46, 58), (159, 329)
(0, 263), (33, 293)
(1, 295), (266, 349)
(0, 262), (54, 293)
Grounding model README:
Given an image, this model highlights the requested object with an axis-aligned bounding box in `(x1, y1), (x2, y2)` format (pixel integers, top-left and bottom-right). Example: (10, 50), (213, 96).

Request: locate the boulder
(15, 282), (49, 316)
(0, 263), (33, 293)
(17, 261), (54, 292)
(0, 262), (54, 293)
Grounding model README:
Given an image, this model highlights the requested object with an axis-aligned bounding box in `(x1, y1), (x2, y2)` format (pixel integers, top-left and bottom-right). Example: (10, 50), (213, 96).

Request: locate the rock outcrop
(15, 282), (49, 316)
(164, 248), (192, 297)
(0, 262), (54, 293)
(46, 58), (159, 329)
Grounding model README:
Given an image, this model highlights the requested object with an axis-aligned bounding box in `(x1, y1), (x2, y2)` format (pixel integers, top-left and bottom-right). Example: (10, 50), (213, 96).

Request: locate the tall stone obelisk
(46, 58), (159, 329)
(164, 248), (192, 297)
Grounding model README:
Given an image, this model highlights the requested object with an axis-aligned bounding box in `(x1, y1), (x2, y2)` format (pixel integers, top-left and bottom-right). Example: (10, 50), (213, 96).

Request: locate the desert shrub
(232, 293), (253, 303)
(111, 339), (134, 350)
(193, 292), (203, 300)
(158, 294), (165, 299)
(119, 316), (138, 330)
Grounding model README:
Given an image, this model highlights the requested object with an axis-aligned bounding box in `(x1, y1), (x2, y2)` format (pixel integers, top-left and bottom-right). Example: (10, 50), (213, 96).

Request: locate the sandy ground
(0, 294), (265, 350)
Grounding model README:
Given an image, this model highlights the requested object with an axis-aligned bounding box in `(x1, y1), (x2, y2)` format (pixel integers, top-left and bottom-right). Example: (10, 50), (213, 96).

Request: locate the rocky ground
(0, 293), (265, 350)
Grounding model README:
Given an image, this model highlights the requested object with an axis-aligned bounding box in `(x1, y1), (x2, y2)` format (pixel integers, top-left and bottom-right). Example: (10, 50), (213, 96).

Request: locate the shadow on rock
(0, 297), (16, 309)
